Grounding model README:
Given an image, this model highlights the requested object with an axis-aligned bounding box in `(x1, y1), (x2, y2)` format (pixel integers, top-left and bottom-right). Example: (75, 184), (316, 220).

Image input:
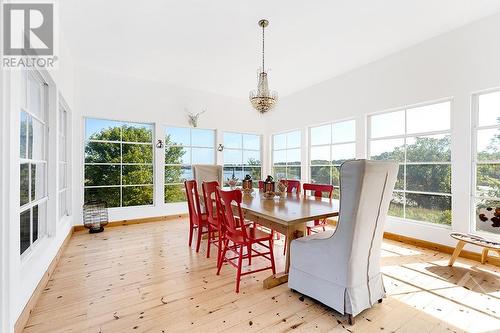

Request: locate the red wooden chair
(216, 188), (276, 293)
(303, 183), (334, 235)
(258, 180), (264, 190)
(202, 181), (223, 266)
(185, 180), (209, 252)
(281, 179), (301, 194)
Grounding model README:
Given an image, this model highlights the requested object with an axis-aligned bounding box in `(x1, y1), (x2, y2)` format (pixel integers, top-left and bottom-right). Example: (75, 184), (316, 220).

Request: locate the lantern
(242, 174), (253, 190)
(263, 175), (275, 193)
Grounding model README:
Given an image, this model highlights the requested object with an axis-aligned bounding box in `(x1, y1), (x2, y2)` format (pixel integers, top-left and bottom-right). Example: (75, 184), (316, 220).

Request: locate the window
(223, 132), (261, 183)
(368, 101), (451, 225)
(84, 118), (154, 208)
(472, 90), (500, 236)
(20, 71), (48, 255)
(165, 127), (215, 202)
(272, 130), (301, 180)
(58, 103), (70, 218)
(309, 120), (356, 198)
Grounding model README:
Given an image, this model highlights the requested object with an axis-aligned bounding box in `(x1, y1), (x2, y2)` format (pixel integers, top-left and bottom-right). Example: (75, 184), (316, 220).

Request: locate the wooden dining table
(232, 189), (340, 289)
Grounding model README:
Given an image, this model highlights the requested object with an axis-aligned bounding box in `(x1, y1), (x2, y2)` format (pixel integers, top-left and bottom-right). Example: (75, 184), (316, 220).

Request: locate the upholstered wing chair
(288, 159), (398, 324)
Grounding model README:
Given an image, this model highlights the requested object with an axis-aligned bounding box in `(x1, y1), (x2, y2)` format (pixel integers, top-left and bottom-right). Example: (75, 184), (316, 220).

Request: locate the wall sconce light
(156, 139), (164, 149)
(217, 144), (224, 152)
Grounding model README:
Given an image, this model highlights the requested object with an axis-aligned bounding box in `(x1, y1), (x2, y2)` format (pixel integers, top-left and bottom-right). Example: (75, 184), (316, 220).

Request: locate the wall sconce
(217, 144), (224, 152)
(156, 139), (164, 149)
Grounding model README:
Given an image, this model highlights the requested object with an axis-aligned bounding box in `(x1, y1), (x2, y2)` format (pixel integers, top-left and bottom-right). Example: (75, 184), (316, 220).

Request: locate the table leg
(448, 240), (465, 266)
(263, 224), (304, 289)
(481, 248), (489, 264)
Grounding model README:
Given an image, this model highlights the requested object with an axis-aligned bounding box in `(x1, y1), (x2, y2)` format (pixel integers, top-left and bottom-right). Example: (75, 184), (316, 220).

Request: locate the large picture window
(58, 103), (70, 218)
(309, 119), (356, 197)
(472, 90), (500, 236)
(165, 127), (215, 202)
(223, 132), (261, 183)
(272, 130), (301, 180)
(368, 101), (451, 225)
(20, 71), (48, 255)
(84, 118), (154, 208)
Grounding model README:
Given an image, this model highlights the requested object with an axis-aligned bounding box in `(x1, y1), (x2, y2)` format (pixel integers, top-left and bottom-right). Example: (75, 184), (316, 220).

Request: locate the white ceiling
(60, 0), (500, 98)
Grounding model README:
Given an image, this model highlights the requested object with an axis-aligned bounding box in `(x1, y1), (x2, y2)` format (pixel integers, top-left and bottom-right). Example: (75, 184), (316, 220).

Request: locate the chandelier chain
(262, 24), (265, 72)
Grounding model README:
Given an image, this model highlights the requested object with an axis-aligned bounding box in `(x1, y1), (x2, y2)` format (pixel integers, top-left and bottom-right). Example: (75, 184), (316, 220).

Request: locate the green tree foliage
(164, 134), (190, 203)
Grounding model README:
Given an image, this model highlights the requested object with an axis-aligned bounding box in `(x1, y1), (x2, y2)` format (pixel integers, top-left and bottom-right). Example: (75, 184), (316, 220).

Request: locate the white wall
(73, 66), (266, 223)
(264, 13), (500, 252)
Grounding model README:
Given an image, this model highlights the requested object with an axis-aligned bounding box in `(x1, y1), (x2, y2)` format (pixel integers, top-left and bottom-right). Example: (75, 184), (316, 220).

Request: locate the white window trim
(271, 129), (302, 180)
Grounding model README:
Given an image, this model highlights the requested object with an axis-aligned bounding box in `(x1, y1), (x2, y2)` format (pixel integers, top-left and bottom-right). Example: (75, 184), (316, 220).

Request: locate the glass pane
(59, 190), (67, 217)
(122, 144), (153, 163)
(59, 163), (66, 190)
(32, 204), (39, 243)
(20, 209), (30, 254)
(31, 163), (46, 201)
(123, 186), (153, 207)
(223, 149), (242, 166)
(478, 91), (500, 127)
(273, 166), (286, 180)
(165, 165), (191, 183)
(243, 167), (261, 181)
(332, 120), (355, 143)
(273, 134), (286, 150)
(20, 111), (27, 158)
(395, 165), (404, 190)
(84, 165), (120, 186)
(369, 138), (404, 162)
(475, 199), (500, 235)
(243, 134), (260, 150)
(85, 118), (122, 141)
(20, 163), (29, 206)
(331, 143), (355, 165)
(389, 192), (404, 218)
(287, 166), (301, 180)
(192, 129), (215, 147)
(370, 110), (405, 139)
(28, 74), (43, 120)
(84, 142), (121, 163)
(122, 165), (154, 185)
(477, 128), (500, 161)
(310, 125), (331, 145)
(122, 123), (153, 143)
(476, 164), (500, 198)
(165, 146), (190, 165)
(406, 164), (451, 193)
(310, 146), (330, 165)
(310, 166), (331, 184)
(165, 184), (186, 203)
(286, 148), (301, 165)
(406, 134), (451, 162)
(273, 150), (286, 165)
(27, 115), (33, 159)
(84, 187), (120, 208)
(182, 166), (193, 181)
(286, 131), (301, 148)
(224, 132), (242, 149)
(192, 148), (215, 164)
(407, 102), (450, 134)
(331, 166), (341, 186)
(223, 167), (243, 182)
(243, 150), (261, 166)
(405, 193), (451, 225)
(166, 127), (190, 146)
(31, 118), (44, 160)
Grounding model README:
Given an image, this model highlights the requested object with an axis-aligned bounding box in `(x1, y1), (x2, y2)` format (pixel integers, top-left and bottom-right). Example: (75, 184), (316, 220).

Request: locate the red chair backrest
(185, 180), (202, 226)
(281, 179), (301, 194)
(202, 181), (219, 227)
(258, 180), (264, 190)
(216, 188), (247, 241)
(303, 183), (333, 198)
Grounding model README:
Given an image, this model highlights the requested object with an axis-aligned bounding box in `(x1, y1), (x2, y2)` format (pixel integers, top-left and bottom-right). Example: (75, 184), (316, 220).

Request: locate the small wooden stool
(448, 232), (500, 266)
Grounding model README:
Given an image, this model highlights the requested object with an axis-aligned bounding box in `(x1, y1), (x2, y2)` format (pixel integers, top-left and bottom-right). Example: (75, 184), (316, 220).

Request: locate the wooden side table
(448, 232), (500, 266)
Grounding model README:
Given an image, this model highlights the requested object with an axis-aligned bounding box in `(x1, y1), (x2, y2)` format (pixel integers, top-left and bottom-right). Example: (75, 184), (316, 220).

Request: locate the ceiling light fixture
(249, 19), (278, 114)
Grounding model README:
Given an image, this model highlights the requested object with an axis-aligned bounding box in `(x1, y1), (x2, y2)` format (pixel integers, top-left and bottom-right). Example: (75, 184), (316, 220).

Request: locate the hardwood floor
(23, 218), (500, 333)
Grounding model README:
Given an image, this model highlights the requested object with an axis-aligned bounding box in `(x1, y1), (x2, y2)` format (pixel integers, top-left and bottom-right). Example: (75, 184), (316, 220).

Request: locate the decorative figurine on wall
(186, 108), (206, 128)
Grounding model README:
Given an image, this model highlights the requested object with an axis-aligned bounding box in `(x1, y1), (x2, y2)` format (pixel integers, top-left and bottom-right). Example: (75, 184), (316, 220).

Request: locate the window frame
(367, 98), (453, 227)
(471, 88), (500, 239)
(222, 130), (263, 183)
(58, 96), (71, 220)
(164, 125), (216, 203)
(83, 117), (155, 209)
(271, 129), (302, 181)
(19, 70), (49, 258)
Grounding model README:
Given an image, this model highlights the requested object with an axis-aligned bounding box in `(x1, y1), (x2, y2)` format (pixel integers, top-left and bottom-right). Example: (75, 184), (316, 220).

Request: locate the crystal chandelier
(249, 19), (278, 114)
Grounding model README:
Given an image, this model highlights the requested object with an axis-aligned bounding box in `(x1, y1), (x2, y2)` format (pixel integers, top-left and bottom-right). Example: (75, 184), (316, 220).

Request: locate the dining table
(229, 189), (340, 289)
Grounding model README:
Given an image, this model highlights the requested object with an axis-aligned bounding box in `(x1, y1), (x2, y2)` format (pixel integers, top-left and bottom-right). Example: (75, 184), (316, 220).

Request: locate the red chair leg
(206, 225), (212, 258)
(236, 245), (244, 293)
(196, 225), (203, 253)
(188, 223), (194, 246)
(217, 239), (228, 275)
(247, 244), (252, 265)
(283, 237), (287, 255)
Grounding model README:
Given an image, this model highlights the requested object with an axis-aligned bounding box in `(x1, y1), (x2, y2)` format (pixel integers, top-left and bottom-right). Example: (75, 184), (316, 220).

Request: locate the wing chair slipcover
(288, 159), (398, 321)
